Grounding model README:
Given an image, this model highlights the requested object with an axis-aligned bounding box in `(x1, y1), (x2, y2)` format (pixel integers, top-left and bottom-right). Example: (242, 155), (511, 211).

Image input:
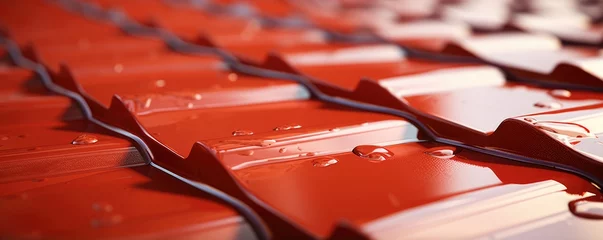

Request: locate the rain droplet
(312, 157), (338, 167)
(92, 203), (113, 212)
(187, 103), (194, 109)
(155, 79), (166, 88)
(274, 124), (302, 131)
(361, 122), (369, 126)
(299, 152), (316, 157)
(550, 89), (571, 98)
(143, 98), (152, 108)
(260, 139), (276, 147)
(534, 121), (595, 138)
(569, 197), (603, 219)
(232, 130), (254, 136)
(72, 134), (98, 145)
(104, 205), (114, 212)
(425, 147), (456, 159)
(552, 134), (573, 146)
(228, 73), (238, 82)
(239, 150), (254, 156)
(92, 203), (101, 211)
(523, 117), (537, 124)
(534, 101), (562, 109)
(352, 145), (394, 162)
(279, 148), (287, 153)
(113, 64), (124, 73)
(193, 93), (202, 100)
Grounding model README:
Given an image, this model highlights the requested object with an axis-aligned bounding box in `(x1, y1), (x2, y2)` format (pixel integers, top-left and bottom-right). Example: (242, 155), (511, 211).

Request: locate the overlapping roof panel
(2, 0), (603, 239)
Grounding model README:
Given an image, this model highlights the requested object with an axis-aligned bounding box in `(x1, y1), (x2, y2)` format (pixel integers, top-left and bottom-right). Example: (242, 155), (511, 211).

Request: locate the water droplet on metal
(110, 215), (122, 224)
(143, 98), (152, 109)
(193, 93), (202, 100)
(260, 139), (276, 147)
(553, 134), (573, 146)
(104, 205), (114, 212)
(187, 102), (194, 109)
(299, 152), (316, 157)
(113, 64), (124, 73)
(72, 134), (98, 145)
(550, 89), (571, 98)
(352, 145), (394, 162)
(425, 147), (456, 159)
(239, 150), (254, 156)
(523, 117), (537, 124)
(92, 203), (101, 211)
(279, 148), (287, 153)
(312, 157), (338, 167)
(274, 124), (302, 131)
(534, 121), (595, 138)
(155, 79), (166, 88)
(228, 73), (238, 82)
(569, 197), (603, 219)
(534, 101), (562, 109)
(361, 122), (369, 126)
(92, 203), (113, 212)
(232, 130), (254, 136)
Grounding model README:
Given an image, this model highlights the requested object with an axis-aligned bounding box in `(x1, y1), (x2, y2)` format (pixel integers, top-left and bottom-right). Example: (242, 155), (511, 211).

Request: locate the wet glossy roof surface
(1, 0), (603, 239)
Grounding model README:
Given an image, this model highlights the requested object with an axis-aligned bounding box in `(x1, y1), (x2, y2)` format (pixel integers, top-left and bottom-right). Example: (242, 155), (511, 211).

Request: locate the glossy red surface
(234, 141), (599, 237)
(0, 66), (145, 183)
(2, 0), (603, 239)
(0, 166), (252, 239)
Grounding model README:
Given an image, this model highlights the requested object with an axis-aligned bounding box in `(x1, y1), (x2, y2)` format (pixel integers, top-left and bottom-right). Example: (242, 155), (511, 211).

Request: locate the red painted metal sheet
(1, 0), (603, 239)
